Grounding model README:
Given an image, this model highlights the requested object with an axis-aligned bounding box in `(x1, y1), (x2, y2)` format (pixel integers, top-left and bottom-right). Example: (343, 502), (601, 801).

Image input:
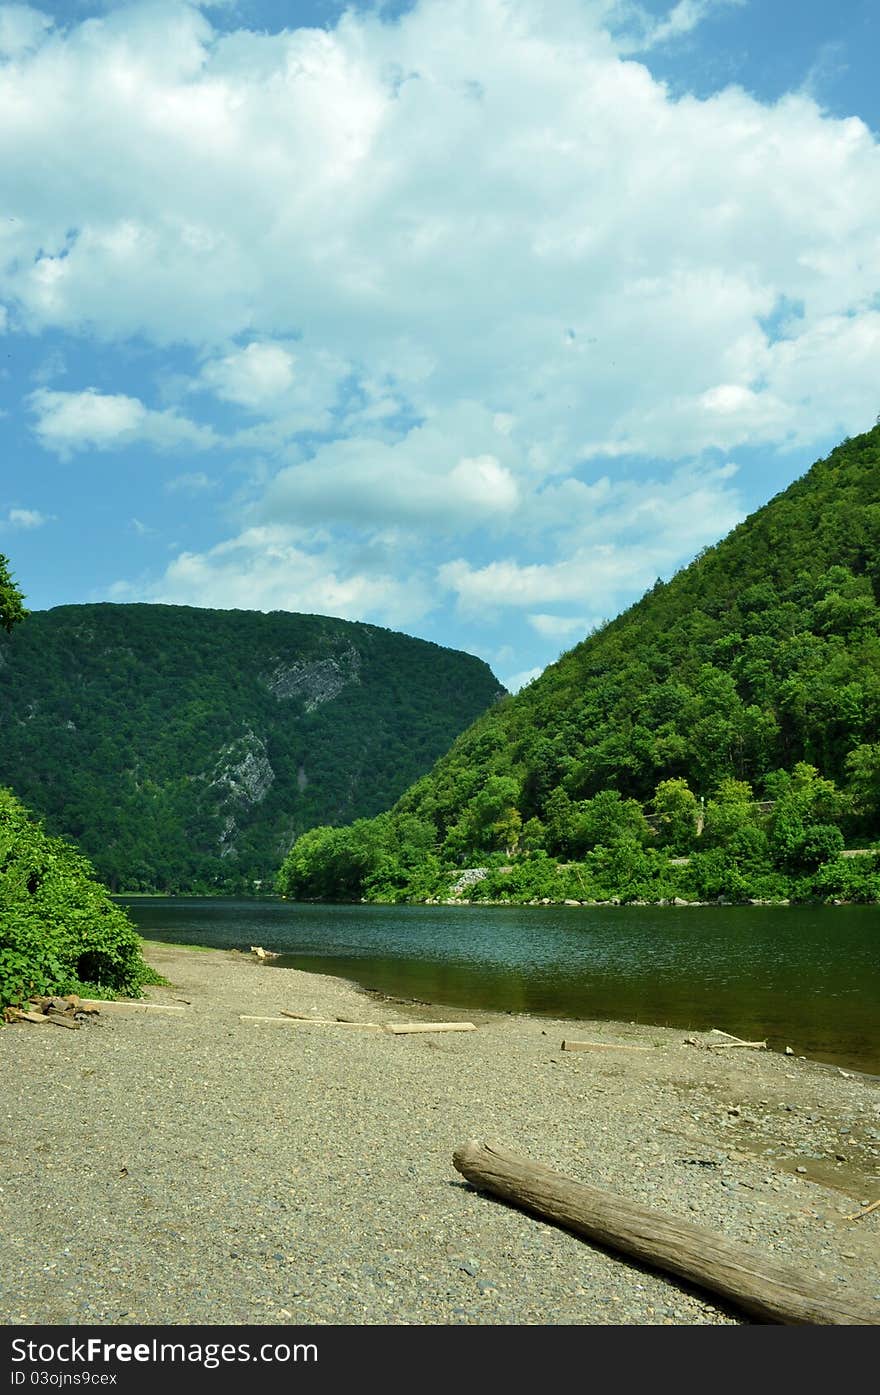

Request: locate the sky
(1, 0), (879, 692)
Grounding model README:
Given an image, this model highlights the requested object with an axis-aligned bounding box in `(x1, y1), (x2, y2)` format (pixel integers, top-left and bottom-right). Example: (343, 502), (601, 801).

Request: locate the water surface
(121, 898), (880, 1074)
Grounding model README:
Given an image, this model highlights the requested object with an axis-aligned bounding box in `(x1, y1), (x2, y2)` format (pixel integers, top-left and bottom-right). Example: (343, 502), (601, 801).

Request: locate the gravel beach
(1, 941), (878, 1327)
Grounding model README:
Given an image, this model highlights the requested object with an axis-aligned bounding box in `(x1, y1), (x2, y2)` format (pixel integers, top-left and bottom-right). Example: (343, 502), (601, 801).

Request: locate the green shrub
(0, 787), (158, 1010)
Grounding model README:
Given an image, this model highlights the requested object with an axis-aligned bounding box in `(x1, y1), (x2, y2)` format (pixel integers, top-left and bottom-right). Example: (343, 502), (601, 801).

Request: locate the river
(120, 898), (880, 1074)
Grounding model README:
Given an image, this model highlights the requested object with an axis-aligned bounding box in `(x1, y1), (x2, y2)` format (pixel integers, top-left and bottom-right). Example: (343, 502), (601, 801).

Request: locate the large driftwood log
(453, 1140), (877, 1325)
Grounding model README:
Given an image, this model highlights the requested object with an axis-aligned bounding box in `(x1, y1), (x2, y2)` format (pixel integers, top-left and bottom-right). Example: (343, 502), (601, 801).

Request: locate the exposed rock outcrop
(262, 645), (361, 711)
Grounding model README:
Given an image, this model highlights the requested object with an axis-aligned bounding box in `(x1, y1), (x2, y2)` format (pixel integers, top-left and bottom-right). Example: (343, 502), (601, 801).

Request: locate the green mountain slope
(279, 425), (880, 905)
(0, 604), (504, 892)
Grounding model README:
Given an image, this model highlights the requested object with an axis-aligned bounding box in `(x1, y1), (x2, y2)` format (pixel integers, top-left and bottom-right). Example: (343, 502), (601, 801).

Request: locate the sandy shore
(0, 941), (877, 1326)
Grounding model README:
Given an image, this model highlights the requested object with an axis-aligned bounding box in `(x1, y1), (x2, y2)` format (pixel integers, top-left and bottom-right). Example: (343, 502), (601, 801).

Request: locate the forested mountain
(0, 605), (504, 892)
(279, 425), (880, 905)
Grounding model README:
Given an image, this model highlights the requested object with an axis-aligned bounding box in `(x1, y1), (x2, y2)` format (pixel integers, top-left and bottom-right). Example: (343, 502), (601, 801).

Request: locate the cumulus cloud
(0, 4), (51, 59)
(0, 0), (876, 467)
(4, 0), (880, 674)
(28, 387), (218, 459)
(439, 461), (743, 616)
(115, 523), (434, 630)
(260, 416), (520, 532)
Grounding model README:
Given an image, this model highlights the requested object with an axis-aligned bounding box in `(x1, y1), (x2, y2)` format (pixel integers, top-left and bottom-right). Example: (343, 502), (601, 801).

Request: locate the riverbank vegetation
(0, 787), (159, 1010)
(278, 426), (880, 906)
(0, 559), (156, 1010)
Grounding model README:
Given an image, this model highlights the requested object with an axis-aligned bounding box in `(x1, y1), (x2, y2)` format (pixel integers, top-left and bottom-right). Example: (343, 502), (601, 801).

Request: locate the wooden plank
(44, 1011), (80, 1030)
(452, 1140), (877, 1325)
(385, 1022), (476, 1035)
(8, 1008), (50, 1024)
(561, 1040), (651, 1052)
(238, 1015), (382, 1029)
(78, 999), (186, 1014)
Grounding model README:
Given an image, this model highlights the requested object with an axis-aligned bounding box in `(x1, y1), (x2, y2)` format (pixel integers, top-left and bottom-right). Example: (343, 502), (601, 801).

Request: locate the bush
(0, 788), (157, 1010)
(792, 853), (880, 903)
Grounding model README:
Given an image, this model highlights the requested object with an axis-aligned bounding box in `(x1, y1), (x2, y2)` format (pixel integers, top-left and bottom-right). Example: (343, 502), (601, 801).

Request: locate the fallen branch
(238, 1015), (382, 1029)
(78, 999), (185, 1014)
(845, 1199), (880, 1222)
(707, 1028), (767, 1050)
(385, 1022), (476, 1035)
(561, 1040), (651, 1053)
(452, 1140), (876, 1325)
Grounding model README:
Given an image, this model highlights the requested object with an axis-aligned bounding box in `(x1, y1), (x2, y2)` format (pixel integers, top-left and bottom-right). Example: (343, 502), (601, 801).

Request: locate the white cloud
(0, 0), (876, 468)
(114, 523), (435, 630)
(28, 388), (218, 459)
(528, 612), (593, 637)
(260, 414), (521, 532)
(620, 1), (743, 53)
(4, 0), (880, 680)
(439, 461), (743, 615)
(0, 4), (51, 59)
(504, 665), (544, 693)
(5, 505), (49, 528)
(199, 342), (297, 408)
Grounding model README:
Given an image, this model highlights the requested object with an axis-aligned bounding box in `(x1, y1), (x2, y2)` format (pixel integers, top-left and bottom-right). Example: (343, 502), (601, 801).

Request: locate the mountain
(0, 604), (504, 892)
(278, 425), (880, 905)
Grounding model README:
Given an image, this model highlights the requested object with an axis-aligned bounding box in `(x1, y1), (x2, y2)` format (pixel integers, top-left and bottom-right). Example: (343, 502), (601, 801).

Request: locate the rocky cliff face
(262, 644), (361, 711)
(209, 729), (275, 808)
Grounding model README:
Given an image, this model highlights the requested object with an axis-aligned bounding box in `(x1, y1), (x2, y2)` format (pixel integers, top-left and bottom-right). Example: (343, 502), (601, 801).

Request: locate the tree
(652, 778), (699, 854)
(845, 744), (880, 823)
(0, 553), (28, 632)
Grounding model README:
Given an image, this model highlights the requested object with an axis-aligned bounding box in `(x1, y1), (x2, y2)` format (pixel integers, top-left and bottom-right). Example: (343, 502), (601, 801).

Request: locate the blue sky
(1, 0), (878, 691)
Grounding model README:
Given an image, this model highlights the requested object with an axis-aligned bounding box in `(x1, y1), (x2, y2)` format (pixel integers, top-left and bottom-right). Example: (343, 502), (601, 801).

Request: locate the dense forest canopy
(0, 604), (504, 893)
(278, 425), (880, 906)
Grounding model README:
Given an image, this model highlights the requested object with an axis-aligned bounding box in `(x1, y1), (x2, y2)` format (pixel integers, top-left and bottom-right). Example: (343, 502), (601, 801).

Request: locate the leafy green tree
(0, 553), (27, 632)
(652, 778), (699, 854)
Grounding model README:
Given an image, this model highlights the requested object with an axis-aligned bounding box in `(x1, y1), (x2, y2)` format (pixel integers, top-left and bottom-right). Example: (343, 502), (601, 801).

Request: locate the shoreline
(1, 941), (877, 1326)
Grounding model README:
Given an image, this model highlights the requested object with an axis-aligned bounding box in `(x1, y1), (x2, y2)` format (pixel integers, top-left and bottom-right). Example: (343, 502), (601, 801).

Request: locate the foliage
(0, 604), (504, 893)
(0, 554), (28, 634)
(278, 424), (880, 905)
(0, 787), (158, 1010)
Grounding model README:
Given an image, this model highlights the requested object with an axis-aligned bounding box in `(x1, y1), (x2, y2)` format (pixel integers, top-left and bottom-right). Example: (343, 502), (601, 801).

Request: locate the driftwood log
(386, 1022), (476, 1035)
(453, 1140), (877, 1325)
